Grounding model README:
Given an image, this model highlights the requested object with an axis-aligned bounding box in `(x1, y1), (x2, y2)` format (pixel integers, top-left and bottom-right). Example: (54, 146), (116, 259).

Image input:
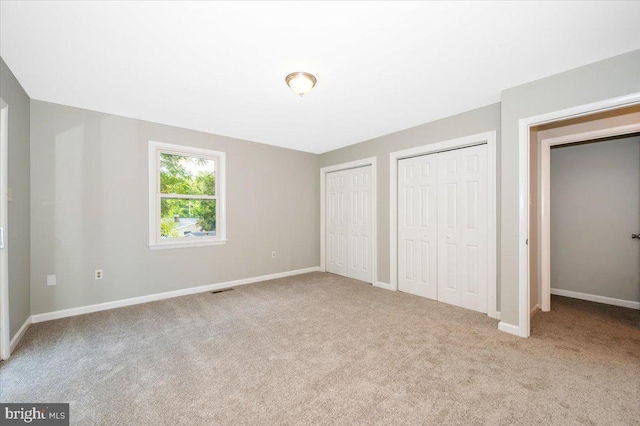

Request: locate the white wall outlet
(95, 269), (103, 280)
(271, 251), (277, 258)
(46, 275), (56, 286)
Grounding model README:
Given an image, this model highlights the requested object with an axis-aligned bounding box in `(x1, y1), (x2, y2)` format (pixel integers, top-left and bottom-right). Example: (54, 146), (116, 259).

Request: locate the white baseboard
(374, 282), (501, 322)
(530, 304), (540, 317)
(488, 307), (499, 320)
(498, 321), (524, 337)
(373, 281), (393, 291)
(551, 288), (639, 310)
(32, 267), (320, 324)
(10, 316), (32, 353)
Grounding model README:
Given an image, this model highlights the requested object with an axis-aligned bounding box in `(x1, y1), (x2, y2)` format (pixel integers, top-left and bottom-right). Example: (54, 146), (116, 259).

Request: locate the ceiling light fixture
(285, 72), (317, 97)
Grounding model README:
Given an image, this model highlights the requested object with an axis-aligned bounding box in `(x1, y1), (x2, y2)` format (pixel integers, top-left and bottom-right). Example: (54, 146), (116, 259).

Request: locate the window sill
(149, 239), (228, 250)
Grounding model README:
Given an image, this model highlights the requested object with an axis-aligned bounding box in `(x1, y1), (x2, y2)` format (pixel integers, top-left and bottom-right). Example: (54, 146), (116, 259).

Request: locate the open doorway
(528, 104), (640, 333)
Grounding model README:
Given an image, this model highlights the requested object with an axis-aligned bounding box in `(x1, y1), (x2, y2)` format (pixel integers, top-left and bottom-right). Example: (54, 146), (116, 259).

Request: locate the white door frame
(320, 157), (377, 285)
(518, 92), (640, 338)
(390, 131), (498, 319)
(539, 122), (640, 312)
(0, 97), (9, 360)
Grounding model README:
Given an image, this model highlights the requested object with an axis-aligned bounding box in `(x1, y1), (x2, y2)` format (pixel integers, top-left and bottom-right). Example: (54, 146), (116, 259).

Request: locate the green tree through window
(159, 154), (216, 238)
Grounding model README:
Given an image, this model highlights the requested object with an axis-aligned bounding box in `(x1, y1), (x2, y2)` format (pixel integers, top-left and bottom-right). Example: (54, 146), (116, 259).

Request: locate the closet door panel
(347, 166), (373, 283)
(398, 156), (438, 299)
(326, 166), (373, 283)
(437, 145), (488, 313)
(326, 172), (348, 277)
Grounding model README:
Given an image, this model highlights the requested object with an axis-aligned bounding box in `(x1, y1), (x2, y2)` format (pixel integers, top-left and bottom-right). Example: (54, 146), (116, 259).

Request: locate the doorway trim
(0, 97), (9, 360)
(518, 92), (640, 338)
(320, 157), (377, 286)
(389, 131), (498, 319)
(539, 122), (640, 312)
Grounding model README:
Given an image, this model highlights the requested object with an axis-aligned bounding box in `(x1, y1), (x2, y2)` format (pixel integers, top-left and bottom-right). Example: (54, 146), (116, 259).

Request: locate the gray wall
(500, 49), (640, 327)
(319, 103), (501, 308)
(0, 58), (31, 338)
(30, 101), (319, 315)
(550, 136), (639, 302)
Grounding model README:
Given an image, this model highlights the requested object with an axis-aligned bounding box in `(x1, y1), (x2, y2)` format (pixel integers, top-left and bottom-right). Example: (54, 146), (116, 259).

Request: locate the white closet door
(326, 171), (348, 277)
(398, 155), (438, 299)
(346, 167), (373, 283)
(437, 144), (488, 313)
(326, 166), (373, 283)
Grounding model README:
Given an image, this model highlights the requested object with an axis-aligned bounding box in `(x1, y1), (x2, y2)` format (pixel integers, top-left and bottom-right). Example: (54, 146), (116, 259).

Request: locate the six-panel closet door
(398, 144), (488, 314)
(326, 166), (373, 283)
(437, 145), (488, 313)
(398, 155), (438, 299)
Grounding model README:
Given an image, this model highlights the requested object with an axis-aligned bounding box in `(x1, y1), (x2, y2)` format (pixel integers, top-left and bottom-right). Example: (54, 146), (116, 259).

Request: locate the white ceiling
(1, 2), (639, 154)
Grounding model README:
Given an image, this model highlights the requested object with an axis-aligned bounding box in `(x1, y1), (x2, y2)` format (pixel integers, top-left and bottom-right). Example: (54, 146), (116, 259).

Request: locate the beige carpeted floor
(1, 272), (639, 425)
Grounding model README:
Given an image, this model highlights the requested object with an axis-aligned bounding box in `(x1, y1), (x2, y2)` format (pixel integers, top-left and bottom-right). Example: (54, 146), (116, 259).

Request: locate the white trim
(389, 131), (498, 319)
(539, 122), (640, 312)
(486, 132), (498, 319)
(32, 267), (320, 323)
(518, 92), (640, 338)
(148, 140), (227, 250)
(495, 311), (501, 320)
(497, 321), (521, 336)
(320, 157), (377, 285)
(551, 288), (640, 310)
(373, 281), (393, 291)
(541, 136), (550, 313)
(518, 116), (531, 337)
(149, 239), (229, 250)
(0, 98), (9, 361)
(9, 316), (31, 354)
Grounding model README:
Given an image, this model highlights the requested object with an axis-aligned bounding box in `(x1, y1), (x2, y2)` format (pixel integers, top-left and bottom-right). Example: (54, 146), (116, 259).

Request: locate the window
(149, 141), (226, 249)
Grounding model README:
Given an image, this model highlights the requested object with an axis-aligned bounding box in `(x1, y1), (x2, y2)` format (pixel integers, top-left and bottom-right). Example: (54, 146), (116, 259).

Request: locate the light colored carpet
(1, 272), (639, 425)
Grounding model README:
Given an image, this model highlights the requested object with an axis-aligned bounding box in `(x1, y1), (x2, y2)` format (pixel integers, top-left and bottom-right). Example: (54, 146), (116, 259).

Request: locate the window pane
(160, 153), (215, 195)
(160, 199), (216, 239)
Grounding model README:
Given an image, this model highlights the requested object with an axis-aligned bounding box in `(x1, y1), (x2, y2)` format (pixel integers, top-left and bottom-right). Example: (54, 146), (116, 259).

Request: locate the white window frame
(148, 141), (227, 250)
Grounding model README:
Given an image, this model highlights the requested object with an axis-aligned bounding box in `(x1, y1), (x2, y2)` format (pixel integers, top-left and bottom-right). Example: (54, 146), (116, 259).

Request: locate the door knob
(633, 234), (640, 239)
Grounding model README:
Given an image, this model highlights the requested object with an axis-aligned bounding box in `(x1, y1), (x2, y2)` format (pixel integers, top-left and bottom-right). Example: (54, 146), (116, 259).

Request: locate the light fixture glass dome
(285, 72), (317, 97)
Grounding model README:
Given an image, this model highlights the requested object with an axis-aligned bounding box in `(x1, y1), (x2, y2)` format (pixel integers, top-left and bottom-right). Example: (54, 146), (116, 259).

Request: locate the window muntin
(149, 142), (226, 249)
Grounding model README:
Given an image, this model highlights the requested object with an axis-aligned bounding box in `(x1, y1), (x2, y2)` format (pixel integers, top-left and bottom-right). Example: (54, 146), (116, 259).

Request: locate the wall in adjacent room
(550, 136), (639, 302)
(30, 101), (319, 315)
(0, 57), (31, 338)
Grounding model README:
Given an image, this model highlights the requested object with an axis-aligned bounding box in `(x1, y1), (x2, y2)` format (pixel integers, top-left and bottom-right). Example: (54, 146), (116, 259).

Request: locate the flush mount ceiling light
(285, 72), (317, 97)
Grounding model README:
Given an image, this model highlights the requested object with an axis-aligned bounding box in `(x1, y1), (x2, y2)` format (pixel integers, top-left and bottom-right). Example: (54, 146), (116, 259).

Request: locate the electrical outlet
(95, 269), (103, 280)
(271, 251), (277, 258)
(46, 275), (56, 286)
